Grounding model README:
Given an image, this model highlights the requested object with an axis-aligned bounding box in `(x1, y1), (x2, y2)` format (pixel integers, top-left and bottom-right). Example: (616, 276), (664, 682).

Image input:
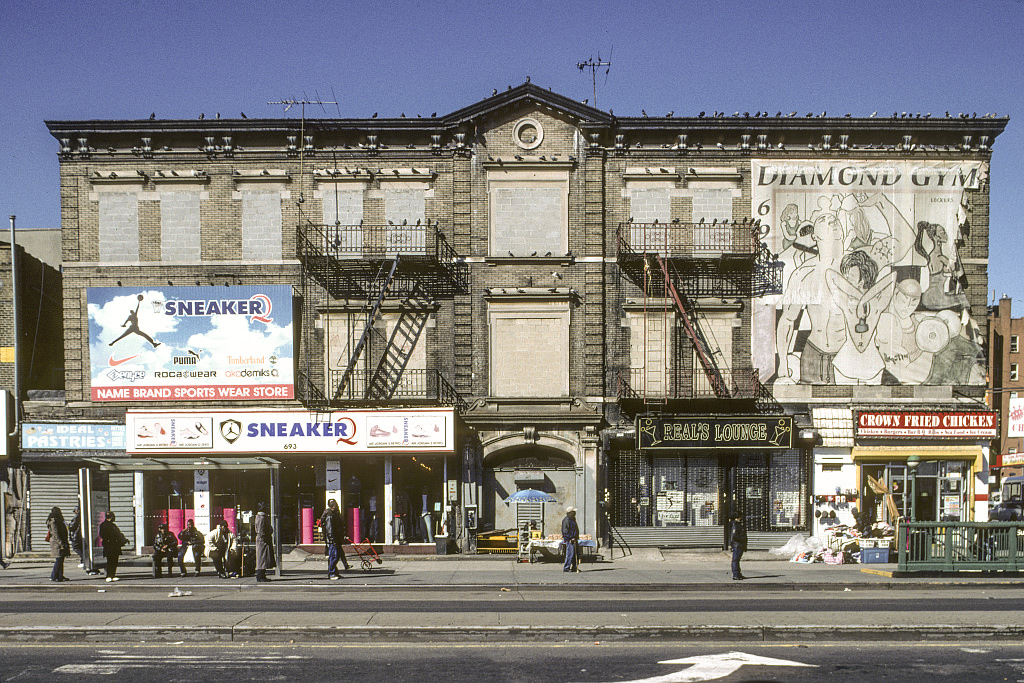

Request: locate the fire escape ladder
(656, 255), (731, 399)
(332, 257), (401, 402)
(365, 283), (433, 400)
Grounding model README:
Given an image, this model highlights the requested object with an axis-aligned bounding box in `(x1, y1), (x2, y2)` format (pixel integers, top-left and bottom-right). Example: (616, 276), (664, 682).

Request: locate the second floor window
(1012, 335), (1019, 353)
(1011, 363), (1019, 382)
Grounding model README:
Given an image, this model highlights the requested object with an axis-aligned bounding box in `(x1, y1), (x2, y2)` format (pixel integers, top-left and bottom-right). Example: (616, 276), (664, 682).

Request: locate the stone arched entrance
(482, 440), (578, 538)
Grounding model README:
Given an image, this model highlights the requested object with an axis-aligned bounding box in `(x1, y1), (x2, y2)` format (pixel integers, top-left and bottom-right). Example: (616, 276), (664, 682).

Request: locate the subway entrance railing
(896, 521), (1024, 572)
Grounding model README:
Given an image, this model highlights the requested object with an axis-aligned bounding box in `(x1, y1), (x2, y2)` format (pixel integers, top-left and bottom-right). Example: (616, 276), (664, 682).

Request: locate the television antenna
(576, 50), (612, 108)
(267, 96), (339, 208)
(267, 96), (338, 118)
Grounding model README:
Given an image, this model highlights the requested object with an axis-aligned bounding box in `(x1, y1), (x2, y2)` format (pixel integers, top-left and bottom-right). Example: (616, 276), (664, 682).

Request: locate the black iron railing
(617, 221), (760, 258)
(617, 366), (761, 401)
(327, 368), (466, 411)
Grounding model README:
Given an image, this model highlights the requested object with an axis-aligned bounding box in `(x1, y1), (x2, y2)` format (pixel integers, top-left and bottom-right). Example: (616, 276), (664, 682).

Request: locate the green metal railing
(897, 521), (1024, 572)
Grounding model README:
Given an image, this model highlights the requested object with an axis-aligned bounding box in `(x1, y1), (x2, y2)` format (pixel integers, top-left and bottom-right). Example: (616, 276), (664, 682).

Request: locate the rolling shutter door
(27, 468), (79, 552)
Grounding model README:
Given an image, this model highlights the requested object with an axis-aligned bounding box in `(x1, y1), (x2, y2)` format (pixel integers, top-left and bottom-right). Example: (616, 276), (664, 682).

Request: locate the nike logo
(108, 355), (140, 366)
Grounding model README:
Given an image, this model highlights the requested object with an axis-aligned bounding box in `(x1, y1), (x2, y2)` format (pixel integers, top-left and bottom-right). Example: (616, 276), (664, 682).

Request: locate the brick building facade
(37, 84), (1007, 558)
(988, 296), (1024, 480)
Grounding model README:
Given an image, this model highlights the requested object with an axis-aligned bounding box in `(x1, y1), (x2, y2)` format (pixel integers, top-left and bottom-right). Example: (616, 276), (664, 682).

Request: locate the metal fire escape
(296, 217), (469, 411)
(616, 219), (783, 413)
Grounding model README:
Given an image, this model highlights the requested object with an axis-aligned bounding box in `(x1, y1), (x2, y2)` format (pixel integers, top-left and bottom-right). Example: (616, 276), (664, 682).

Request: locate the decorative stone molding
(512, 118), (543, 150)
(151, 169), (210, 183)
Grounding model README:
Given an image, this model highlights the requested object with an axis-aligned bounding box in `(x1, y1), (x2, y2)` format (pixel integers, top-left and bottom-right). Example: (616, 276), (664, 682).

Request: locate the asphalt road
(3, 641), (1023, 682)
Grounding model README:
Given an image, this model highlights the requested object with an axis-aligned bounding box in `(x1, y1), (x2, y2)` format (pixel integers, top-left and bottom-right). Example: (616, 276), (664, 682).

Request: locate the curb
(0, 579), (1023, 593)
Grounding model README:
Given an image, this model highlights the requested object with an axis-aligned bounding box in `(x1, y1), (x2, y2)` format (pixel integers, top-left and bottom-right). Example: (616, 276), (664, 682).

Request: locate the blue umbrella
(505, 489), (558, 504)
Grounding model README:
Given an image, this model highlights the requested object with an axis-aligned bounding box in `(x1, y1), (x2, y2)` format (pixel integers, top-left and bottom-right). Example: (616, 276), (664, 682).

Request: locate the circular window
(513, 118), (544, 150)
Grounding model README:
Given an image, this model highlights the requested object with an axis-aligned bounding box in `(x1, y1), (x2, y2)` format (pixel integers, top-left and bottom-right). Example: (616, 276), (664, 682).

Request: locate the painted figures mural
(752, 161), (986, 386)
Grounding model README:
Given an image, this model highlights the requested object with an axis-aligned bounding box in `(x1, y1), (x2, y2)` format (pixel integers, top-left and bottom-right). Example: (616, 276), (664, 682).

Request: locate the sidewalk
(2, 548), (1022, 643)
(1, 546), (1021, 590)
(0, 540), (1019, 589)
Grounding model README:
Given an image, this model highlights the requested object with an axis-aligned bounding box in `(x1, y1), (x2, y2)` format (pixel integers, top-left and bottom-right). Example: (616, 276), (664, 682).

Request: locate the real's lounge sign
(637, 416), (793, 450)
(856, 411), (997, 438)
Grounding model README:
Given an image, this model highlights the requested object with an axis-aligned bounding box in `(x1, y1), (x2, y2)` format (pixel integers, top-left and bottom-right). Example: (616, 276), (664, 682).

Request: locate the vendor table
(527, 539), (597, 563)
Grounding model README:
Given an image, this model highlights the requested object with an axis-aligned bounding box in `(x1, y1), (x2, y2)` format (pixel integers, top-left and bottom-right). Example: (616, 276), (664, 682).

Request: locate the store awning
(82, 456), (280, 471)
(851, 445), (983, 470)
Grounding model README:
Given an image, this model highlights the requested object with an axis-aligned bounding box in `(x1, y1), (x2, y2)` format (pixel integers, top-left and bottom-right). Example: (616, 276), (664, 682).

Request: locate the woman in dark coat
(47, 506), (71, 582)
(254, 507), (274, 582)
(99, 511), (128, 582)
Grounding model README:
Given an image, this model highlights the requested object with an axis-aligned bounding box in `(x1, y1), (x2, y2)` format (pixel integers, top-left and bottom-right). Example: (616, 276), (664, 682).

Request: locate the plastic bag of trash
(769, 534), (821, 558)
(770, 536), (811, 557)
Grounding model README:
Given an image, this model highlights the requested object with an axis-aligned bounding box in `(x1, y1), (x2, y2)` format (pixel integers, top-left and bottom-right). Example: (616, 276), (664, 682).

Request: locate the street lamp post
(906, 454), (921, 522)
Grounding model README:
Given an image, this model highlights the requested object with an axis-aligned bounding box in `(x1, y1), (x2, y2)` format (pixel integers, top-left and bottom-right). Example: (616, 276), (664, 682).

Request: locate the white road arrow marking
(618, 650), (816, 683)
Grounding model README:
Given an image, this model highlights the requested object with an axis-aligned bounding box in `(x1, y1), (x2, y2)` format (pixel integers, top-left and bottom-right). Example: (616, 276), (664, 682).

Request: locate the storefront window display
(608, 448), (806, 534)
(862, 460), (970, 523)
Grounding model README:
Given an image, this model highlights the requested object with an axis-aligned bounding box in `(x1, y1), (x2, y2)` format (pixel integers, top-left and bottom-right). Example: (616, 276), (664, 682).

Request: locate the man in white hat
(561, 506), (580, 573)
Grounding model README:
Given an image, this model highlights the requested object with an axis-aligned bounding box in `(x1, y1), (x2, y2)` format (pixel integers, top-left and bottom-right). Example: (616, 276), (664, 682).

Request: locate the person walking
(177, 519), (205, 576)
(254, 506), (274, 582)
(46, 506), (71, 582)
(729, 512), (748, 581)
(68, 506), (85, 569)
(206, 520), (236, 579)
(561, 506), (580, 573)
(152, 523), (178, 578)
(320, 498), (350, 580)
(98, 511), (128, 582)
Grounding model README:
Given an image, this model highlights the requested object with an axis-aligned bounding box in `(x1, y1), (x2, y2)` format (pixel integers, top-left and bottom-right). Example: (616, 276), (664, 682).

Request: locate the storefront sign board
(87, 286), (294, 401)
(22, 422), (127, 450)
(1000, 452), (1024, 467)
(856, 411), (997, 438)
(637, 416), (793, 450)
(126, 409), (454, 454)
(1008, 397), (1024, 437)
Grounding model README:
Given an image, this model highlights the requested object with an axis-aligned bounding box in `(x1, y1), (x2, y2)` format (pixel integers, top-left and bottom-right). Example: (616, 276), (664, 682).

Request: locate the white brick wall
(98, 192), (139, 262)
(692, 188), (732, 222)
(489, 301), (569, 397)
(160, 191), (201, 261)
(630, 187), (671, 223)
(322, 185), (364, 254)
(241, 190), (282, 260)
(490, 187), (563, 256)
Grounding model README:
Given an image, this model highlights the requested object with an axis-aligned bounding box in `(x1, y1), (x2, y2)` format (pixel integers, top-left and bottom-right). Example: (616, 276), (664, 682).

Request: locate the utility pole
(6, 216), (19, 440)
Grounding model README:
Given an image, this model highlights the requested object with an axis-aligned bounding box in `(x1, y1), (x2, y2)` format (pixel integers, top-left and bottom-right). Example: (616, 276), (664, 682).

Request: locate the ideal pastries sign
(87, 286), (294, 402)
(856, 411), (997, 438)
(126, 408), (454, 454)
(22, 423), (126, 450)
(637, 416), (793, 450)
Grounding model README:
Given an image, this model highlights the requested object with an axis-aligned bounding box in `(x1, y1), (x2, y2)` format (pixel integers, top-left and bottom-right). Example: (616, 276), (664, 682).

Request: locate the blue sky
(3, 0), (1023, 307)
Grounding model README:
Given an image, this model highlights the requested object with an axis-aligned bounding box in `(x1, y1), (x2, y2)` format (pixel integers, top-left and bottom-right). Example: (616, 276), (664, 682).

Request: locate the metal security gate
(108, 472), (136, 550)
(609, 450), (724, 547)
(27, 468), (79, 552)
(609, 448), (808, 548)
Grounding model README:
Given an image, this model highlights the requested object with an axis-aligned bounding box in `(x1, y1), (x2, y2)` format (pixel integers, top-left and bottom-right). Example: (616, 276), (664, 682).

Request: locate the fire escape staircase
(333, 258), (401, 403)
(365, 283), (433, 400)
(297, 217), (469, 410)
(615, 220), (785, 412)
(656, 256), (731, 399)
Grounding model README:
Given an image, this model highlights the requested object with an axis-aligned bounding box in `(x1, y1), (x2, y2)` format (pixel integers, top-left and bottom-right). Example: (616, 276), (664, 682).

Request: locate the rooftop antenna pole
(576, 55), (612, 108)
(268, 98), (338, 208)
